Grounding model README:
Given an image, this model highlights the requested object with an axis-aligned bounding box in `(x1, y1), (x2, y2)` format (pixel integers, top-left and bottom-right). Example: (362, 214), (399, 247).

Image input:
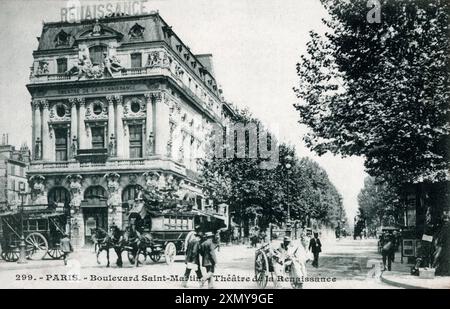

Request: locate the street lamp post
(285, 155), (292, 234)
(17, 183), (28, 264)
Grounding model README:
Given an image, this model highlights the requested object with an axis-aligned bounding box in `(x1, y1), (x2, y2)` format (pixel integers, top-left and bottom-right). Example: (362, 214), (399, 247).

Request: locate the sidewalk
(381, 260), (450, 289)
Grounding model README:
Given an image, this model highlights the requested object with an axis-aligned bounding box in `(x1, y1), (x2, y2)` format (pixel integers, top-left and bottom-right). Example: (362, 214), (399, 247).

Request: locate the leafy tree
(357, 176), (403, 229)
(293, 0), (449, 184)
(199, 108), (346, 232)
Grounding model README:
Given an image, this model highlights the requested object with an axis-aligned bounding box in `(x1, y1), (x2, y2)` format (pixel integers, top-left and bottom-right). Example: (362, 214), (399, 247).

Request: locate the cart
(127, 203), (226, 265)
(0, 206), (67, 262)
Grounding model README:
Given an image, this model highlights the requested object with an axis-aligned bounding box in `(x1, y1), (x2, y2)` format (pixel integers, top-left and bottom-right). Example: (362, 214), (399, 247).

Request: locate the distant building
(26, 13), (232, 247)
(0, 134), (31, 210)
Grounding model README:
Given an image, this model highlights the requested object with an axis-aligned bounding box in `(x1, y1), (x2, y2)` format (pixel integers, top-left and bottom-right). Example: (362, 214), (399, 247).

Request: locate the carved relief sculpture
(66, 174), (83, 210)
(104, 52), (125, 77)
(146, 51), (161, 68)
(36, 61), (49, 75)
(104, 173), (121, 208)
(29, 175), (47, 205)
(71, 135), (78, 159)
(147, 132), (154, 156)
(108, 134), (116, 156)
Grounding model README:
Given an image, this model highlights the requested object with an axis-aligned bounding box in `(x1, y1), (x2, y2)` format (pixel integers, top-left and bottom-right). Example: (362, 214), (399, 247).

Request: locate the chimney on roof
(196, 54), (215, 78)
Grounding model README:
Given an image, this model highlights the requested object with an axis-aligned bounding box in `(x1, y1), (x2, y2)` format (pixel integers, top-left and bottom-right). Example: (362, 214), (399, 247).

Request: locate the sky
(0, 0), (367, 224)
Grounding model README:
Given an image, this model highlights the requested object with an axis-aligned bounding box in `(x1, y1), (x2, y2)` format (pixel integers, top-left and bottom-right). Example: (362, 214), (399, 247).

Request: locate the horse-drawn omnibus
(0, 205), (68, 262)
(127, 202), (227, 265)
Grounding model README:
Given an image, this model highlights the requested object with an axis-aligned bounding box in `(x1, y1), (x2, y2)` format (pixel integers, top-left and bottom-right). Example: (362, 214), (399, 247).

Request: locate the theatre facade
(26, 12), (234, 247)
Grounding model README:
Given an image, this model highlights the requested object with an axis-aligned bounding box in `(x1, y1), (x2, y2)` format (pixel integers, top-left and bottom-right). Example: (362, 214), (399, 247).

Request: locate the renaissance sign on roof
(61, 0), (150, 23)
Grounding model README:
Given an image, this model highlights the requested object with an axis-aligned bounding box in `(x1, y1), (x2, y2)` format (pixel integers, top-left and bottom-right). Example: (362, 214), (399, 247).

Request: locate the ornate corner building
(26, 13), (235, 247)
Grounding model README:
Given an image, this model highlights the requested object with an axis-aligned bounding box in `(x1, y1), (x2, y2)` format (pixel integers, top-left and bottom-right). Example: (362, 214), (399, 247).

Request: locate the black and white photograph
(0, 0), (449, 292)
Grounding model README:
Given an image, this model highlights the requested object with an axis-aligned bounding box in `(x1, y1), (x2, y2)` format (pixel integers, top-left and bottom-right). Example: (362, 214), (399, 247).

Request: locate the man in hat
(60, 233), (73, 266)
(309, 232), (322, 268)
(199, 231), (217, 288)
(182, 227), (203, 288)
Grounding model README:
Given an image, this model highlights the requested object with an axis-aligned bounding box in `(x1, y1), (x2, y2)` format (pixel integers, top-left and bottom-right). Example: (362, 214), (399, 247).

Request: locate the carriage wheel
(47, 248), (64, 260)
(255, 250), (269, 289)
(164, 242), (176, 265)
(150, 251), (162, 263)
(25, 233), (48, 260)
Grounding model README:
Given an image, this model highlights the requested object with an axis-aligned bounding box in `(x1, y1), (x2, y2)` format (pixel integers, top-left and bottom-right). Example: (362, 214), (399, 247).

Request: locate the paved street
(0, 238), (397, 289)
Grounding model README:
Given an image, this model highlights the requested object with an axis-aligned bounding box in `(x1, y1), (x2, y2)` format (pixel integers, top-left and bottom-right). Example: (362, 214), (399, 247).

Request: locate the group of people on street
(182, 227), (218, 288)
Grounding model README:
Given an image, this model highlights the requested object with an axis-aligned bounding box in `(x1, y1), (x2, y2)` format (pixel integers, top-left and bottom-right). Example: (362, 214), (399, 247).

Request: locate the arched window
(121, 185), (143, 203)
(84, 185), (107, 199)
(89, 45), (107, 65)
(48, 187), (70, 207)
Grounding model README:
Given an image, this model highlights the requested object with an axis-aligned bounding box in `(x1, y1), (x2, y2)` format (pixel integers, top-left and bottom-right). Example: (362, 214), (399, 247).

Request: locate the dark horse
(92, 226), (126, 267)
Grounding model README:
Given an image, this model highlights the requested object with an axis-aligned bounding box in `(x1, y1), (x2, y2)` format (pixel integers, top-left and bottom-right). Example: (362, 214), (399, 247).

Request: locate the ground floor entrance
(82, 205), (108, 245)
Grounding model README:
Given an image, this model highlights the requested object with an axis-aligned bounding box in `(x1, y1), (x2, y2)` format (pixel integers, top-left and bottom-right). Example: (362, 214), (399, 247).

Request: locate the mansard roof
(37, 13), (163, 50)
(34, 13), (221, 100)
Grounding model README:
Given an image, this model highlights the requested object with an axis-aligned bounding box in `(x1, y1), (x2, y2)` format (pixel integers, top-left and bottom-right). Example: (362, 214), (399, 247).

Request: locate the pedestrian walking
(381, 231), (395, 271)
(60, 233), (73, 266)
(199, 231), (217, 289)
(215, 230), (221, 252)
(182, 228), (203, 288)
(308, 232), (322, 268)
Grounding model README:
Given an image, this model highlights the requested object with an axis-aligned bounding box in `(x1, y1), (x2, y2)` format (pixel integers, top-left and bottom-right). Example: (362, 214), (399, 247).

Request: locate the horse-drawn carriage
(0, 205), (67, 262)
(127, 202), (227, 266)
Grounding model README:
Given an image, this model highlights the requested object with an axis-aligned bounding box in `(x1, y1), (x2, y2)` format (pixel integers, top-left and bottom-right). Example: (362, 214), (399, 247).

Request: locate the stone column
(78, 98), (87, 149)
(33, 100), (41, 160)
(41, 100), (51, 161)
(106, 95), (115, 147)
(69, 98), (78, 158)
(154, 92), (170, 156)
(144, 93), (154, 156)
(115, 95), (125, 158)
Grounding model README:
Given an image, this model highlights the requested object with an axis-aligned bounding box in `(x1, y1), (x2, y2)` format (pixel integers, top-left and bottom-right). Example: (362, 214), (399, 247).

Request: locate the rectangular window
(129, 125), (142, 158)
(55, 128), (68, 161)
(57, 58), (67, 74)
(9, 165), (15, 176)
(91, 127), (105, 149)
(89, 46), (106, 65)
(131, 53), (142, 68)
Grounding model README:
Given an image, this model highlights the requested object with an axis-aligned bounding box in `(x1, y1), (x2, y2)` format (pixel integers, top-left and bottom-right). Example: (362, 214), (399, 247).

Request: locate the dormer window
(54, 30), (70, 47)
(176, 44), (183, 53)
(129, 23), (145, 39)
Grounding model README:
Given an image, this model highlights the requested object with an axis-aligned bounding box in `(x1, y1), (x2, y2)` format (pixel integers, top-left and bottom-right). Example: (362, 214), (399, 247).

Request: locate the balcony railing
(29, 157), (188, 176)
(75, 148), (108, 163)
(28, 66), (222, 120)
